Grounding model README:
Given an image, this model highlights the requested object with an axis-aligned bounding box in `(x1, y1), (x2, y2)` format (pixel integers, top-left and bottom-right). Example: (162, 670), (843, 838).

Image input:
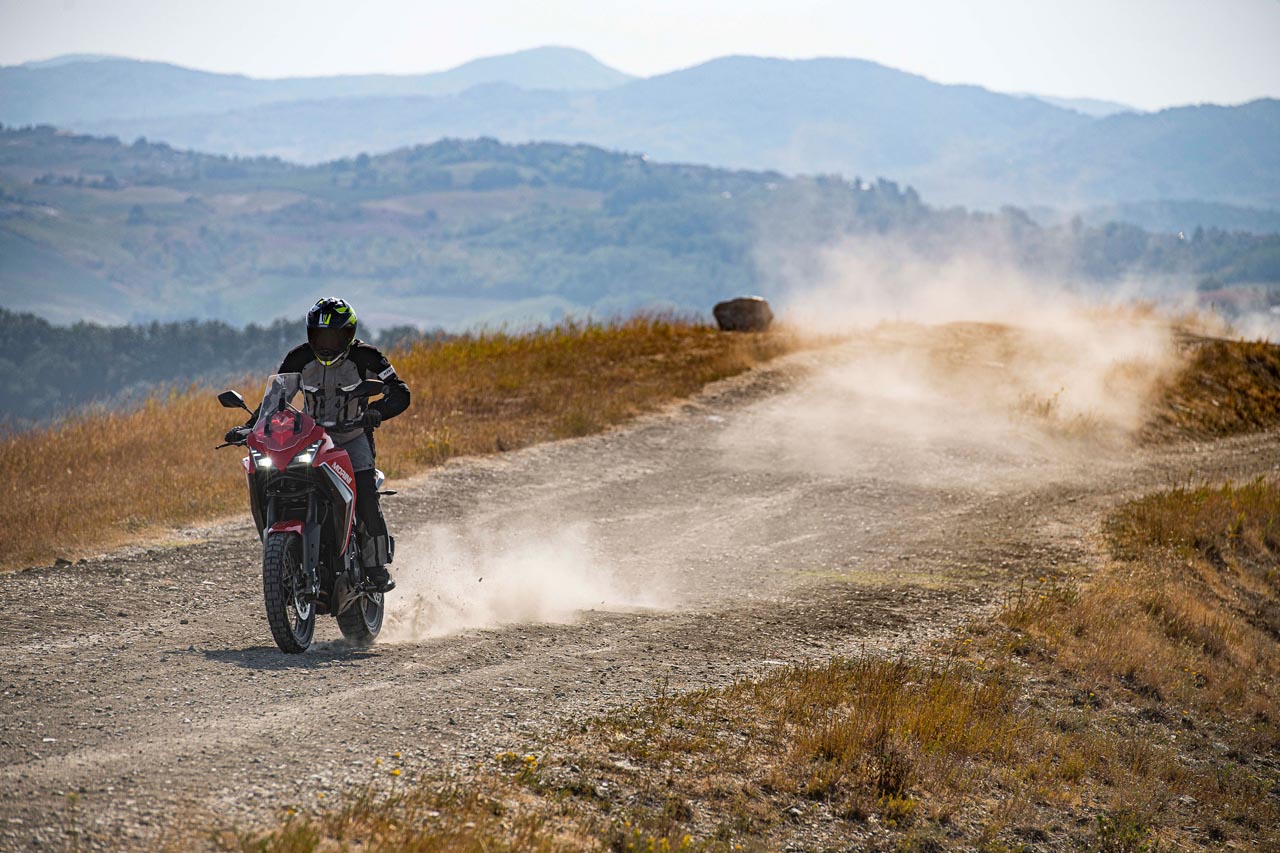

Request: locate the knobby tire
(262, 533), (314, 653)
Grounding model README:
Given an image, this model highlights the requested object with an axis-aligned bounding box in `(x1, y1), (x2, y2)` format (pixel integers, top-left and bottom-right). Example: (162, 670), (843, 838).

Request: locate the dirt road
(2, 328), (1275, 850)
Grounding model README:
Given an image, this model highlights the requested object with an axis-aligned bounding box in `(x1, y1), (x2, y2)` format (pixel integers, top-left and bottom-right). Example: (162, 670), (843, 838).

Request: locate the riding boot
(360, 533), (395, 593)
(354, 468), (394, 592)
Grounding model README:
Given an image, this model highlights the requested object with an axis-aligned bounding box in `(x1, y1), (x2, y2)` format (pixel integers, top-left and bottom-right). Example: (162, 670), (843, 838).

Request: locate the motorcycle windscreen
(259, 373), (302, 417)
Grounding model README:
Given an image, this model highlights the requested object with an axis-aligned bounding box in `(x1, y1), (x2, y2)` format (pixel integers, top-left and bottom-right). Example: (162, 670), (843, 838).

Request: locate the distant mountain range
(0, 47), (632, 124)
(1029, 95), (1136, 118)
(1, 48), (1277, 231)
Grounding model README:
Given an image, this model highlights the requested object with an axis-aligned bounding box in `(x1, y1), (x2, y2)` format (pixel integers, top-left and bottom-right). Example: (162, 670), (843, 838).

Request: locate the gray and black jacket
(248, 340), (410, 446)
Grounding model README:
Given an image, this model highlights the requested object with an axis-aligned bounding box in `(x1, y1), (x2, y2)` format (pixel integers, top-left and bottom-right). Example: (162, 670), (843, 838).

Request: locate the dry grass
(0, 317), (797, 570)
(981, 478), (1280, 849)
(1001, 478), (1280, 730)
(375, 318), (794, 473)
(1100, 479), (1280, 728)
(208, 774), (579, 853)
(1145, 334), (1280, 440)
(577, 659), (1034, 844)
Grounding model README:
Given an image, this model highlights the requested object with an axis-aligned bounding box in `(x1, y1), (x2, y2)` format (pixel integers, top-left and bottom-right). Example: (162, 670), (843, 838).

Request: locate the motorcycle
(216, 373), (395, 653)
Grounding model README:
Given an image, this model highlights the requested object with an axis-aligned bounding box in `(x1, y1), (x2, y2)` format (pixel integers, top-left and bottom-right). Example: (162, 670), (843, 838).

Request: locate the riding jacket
(250, 340), (410, 445)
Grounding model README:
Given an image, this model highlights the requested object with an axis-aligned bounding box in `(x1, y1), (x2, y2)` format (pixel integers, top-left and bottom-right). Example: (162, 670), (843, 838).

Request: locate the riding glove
(362, 409), (383, 429)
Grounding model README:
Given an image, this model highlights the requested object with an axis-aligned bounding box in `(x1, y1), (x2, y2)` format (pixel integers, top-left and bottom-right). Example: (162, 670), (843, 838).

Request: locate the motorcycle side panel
(316, 444), (357, 553)
(316, 442), (356, 484)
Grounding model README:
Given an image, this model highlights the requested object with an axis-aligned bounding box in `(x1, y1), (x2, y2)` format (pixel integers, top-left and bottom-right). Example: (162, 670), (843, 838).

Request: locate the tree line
(0, 309), (443, 429)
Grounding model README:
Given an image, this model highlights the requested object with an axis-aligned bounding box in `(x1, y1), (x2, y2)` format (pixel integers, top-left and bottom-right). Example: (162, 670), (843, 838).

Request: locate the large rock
(713, 296), (774, 332)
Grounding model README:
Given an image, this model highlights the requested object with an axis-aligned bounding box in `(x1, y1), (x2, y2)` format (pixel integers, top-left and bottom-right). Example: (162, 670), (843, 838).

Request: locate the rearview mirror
(218, 390), (250, 411)
(341, 379), (384, 398)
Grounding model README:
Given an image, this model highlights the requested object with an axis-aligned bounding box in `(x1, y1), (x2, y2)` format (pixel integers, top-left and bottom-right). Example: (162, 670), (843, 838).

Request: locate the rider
(226, 297), (410, 593)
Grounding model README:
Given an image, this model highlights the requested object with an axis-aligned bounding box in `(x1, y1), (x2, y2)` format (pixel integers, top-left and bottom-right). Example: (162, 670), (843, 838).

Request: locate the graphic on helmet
(307, 298), (357, 365)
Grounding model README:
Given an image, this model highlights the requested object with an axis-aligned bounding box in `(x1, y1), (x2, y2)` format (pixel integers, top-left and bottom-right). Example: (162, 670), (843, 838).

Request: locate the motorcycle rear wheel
(337, 588), (383, 646)
(263, 533), (315, 653)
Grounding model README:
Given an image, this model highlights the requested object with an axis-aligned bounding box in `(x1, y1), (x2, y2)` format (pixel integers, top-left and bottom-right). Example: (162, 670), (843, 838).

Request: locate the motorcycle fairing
(251, 408), (326, 472)
(318, 451), (357, 553)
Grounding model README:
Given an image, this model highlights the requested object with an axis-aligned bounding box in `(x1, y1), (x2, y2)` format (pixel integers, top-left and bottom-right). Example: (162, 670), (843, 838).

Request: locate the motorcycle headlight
(249, 449), (273, 470)
(290, 440), (323, 468)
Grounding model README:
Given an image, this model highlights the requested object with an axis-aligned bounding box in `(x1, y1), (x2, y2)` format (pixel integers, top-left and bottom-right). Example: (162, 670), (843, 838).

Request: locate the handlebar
(217, 413), (373, 450)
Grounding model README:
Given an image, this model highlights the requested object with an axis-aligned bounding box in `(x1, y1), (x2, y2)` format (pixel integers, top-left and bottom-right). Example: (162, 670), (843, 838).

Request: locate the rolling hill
(2, 127), (1277, 332)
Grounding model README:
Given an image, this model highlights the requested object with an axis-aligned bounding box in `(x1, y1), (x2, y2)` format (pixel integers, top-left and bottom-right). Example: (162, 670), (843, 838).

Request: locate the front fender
(267, 520), (305, 536)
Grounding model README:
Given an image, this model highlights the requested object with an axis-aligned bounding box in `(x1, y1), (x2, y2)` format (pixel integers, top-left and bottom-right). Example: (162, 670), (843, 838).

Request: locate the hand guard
(224, 426), (250, 444)
(362, 409), (383, 429)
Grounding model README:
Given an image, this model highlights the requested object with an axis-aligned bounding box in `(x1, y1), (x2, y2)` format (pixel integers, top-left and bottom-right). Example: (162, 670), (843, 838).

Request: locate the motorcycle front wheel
(262, 532), (315, 653)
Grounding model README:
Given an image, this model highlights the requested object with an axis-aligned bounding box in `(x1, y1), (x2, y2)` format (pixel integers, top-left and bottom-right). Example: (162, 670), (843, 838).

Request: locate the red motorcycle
(217, 373), (392, 653)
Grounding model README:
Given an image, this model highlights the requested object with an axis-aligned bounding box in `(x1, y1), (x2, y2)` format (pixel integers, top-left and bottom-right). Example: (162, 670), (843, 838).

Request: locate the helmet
(306, 297), (357, 366)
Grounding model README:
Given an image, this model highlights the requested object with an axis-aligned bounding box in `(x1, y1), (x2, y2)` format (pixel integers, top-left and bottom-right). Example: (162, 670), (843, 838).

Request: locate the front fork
(264, 494), (322, 598)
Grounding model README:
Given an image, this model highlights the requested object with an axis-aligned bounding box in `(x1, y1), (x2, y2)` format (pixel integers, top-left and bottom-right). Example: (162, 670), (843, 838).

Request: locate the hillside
(1051, 199), (1280, 236)
(2, 128), (1279, 334)
(991, 98), (1280, 210)
(8, 52), (1276, 219)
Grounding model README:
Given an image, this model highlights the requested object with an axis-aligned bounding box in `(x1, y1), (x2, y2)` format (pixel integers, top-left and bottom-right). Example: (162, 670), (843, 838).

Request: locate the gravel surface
(3, 332), (1277, 851)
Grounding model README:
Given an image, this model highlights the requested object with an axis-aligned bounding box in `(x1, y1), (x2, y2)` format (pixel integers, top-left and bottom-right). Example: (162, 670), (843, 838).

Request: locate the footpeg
(359, 576), (395, 594)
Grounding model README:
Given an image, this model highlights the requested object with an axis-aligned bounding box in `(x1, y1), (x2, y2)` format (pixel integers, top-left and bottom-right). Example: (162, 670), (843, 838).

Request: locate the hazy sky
(2, 0), (1277, 110)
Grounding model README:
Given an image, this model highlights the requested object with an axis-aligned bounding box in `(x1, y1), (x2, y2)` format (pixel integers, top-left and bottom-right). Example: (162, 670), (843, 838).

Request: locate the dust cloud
(381, 521), (657, 643)
(385, 240), (1187, 638)
(1227, 310), (1280, 342)
(735, 238), (1183, 486)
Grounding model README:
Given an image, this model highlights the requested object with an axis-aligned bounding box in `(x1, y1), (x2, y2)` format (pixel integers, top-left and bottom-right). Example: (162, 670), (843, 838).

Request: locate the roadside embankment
(0, 317), (796, 569)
